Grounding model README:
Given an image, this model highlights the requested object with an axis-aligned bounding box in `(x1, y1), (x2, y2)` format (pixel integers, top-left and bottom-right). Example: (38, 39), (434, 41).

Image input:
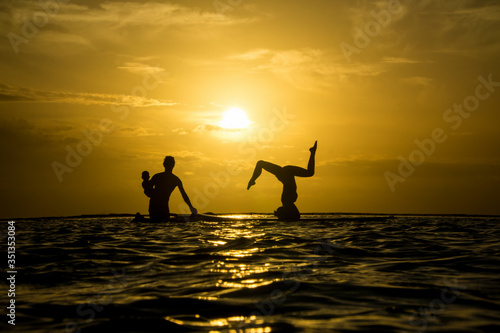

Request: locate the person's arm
(177, 179), (197, 215)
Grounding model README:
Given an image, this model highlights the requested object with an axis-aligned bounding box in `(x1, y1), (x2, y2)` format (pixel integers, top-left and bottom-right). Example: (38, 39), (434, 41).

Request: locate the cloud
(227, 49), (271, 61)
(382, 57), (421, 64)
(59, 2), (255, 27)
(337, 1), (500, 62)
(0, 1), (262, 57)
(394, 1), (500, 55)
(114, 126), (164, 137)
(169, 150), (208, 162)
(193, 123), (248, 133)
(2, 1), (256, 28)
(0, 117), (158, 149)
(227, 48), (386, 90)
(172, 128), (188, 135)
(400, 76), (434, 86)
(194, 124), (223, 132)
(117, 62), (168, 77)
(321, 155), (500, 180)
(454, 4), (500, 21)
(0, 83), (176, 107)
(0, 118), (57, 150)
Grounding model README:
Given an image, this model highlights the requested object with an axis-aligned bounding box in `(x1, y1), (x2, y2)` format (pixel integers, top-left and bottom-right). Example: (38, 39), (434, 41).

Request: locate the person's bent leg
(247, 160), (282, 189)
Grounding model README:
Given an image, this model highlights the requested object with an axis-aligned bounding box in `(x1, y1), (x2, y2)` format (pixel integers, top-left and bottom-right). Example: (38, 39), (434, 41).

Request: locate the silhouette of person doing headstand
(142, 156), (197, 221)
(247, 141), (317, 220)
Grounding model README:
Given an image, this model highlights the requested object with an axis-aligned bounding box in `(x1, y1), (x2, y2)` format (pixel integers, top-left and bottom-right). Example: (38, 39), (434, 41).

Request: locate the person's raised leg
(247, 160), (283, 189)
(286, 141), (317, 177)
(307, 140), (317, 175)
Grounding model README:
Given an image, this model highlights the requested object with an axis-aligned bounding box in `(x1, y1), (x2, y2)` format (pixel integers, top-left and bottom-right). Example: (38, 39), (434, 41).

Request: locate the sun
(219, 107), (251, 129)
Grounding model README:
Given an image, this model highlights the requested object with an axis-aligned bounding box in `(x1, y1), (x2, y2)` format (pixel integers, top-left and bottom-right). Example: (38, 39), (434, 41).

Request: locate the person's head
(163, 156), (175, 172)
(274, 204), (300, 221)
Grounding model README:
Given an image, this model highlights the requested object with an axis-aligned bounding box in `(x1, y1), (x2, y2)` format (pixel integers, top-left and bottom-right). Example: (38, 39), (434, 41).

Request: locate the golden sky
(1, 0), (499, 218)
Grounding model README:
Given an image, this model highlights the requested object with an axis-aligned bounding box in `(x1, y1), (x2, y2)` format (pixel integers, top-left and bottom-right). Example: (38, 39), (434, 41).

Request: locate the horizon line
(2, 212), (499, 221)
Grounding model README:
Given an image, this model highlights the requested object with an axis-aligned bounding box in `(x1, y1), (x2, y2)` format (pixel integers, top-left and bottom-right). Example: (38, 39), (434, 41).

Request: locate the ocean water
(2, 214), (500, 333)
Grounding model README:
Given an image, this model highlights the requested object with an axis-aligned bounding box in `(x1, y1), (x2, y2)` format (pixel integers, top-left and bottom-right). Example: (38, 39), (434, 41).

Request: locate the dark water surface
(3, 214), (500, 332)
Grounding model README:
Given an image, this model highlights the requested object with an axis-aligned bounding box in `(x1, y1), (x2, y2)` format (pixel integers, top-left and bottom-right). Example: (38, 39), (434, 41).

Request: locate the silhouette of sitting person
(142, 156), (197, 221)
(247, 141), (317, 220)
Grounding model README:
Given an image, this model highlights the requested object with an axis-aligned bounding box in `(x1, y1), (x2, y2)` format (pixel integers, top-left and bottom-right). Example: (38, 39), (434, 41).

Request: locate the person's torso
(151, 172), (179, 199)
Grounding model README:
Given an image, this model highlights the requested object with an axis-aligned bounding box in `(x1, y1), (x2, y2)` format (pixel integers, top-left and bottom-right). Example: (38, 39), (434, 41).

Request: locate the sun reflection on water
(215, 278), (276, 289)
(163, 220), (278, 331)
(211, 262), (270, 279)
(164, 314), (272, 332)
(204, 220), (277, 292)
